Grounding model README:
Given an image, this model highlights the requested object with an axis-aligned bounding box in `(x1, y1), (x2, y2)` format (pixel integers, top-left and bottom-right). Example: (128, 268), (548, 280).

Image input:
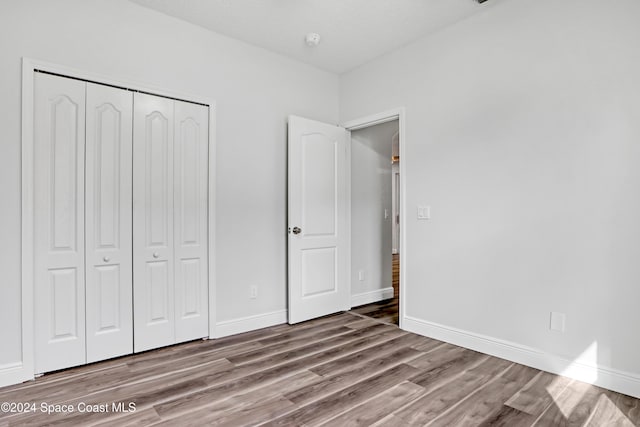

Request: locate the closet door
(34, 73), (87, 373)
(133, 92), (175, 352)
(174, 101), (209, 342)
(85, 83), (133, 362)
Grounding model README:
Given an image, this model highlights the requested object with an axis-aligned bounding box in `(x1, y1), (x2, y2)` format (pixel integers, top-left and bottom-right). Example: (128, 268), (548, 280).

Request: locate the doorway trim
(342, 107), (406, 329)
(11, 57), (217, 388)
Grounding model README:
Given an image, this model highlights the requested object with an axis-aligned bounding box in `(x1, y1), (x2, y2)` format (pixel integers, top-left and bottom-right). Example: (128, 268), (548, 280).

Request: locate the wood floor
(393, 252), (400, 296)
(352, 253), (400, 325)
(1, 311), (638, 426)
(350, 294), (399, 326)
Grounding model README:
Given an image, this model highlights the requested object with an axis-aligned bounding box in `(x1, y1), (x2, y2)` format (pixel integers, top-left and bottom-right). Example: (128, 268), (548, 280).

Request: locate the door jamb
(14, 57), (217, 388)
(342, 108), (406, 329)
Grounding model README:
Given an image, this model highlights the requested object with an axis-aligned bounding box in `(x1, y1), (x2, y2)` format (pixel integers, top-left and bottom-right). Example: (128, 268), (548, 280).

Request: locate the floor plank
(505, 370), (572, 417)
(408, 345), (490, 393)
(343, 318), (377, 330)
(262, 363), (421, 426)
(93, 408), (163, 427)
(393, 356), (514, 425)
(153, 370), (321, 426)
(286, 345), (422, 406)
(308, 332), (420, 377)
(227, 325), (353, 365)
(477, 405), (536, 427)
(428, 363), (539, 426)
(533, 379), (604, 426)
(319, 380), (425, 426)
(609, 391), (640, 426)
(585, 393), (637, 427)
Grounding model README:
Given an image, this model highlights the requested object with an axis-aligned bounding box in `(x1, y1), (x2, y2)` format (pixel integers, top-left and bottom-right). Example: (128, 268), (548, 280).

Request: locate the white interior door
(133, 92), (175, 352)
(173, 100), (209, 342)
(85, 82), (133, 363)
(288, 116), (349, 324)
(34, 73), (87, 373)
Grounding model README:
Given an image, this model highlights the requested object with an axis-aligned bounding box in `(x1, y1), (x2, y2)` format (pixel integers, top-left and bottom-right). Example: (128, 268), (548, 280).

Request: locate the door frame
(16, 57), (217, 386)
(342, 108), (406, 329)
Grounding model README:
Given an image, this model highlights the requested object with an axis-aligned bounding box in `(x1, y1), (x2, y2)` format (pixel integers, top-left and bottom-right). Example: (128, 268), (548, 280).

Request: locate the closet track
(34, 69), (208, 107)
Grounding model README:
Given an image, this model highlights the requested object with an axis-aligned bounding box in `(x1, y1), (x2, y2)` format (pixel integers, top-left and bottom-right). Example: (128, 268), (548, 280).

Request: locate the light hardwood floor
(0, 312), (638, 426)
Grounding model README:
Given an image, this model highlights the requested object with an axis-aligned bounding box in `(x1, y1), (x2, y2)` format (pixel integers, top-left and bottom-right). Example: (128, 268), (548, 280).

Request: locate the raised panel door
(173, 101), (209, 342)
(288, 116), (349, 324)
(85, 83), (133, 362)
(133, 92), (175, 352)
(33, 73), (87, 373)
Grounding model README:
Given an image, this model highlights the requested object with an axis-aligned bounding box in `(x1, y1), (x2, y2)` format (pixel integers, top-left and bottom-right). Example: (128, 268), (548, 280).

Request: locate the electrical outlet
(550, 312), (565, 332)
(250, 285), (258, 299)
(384, 209), (389, 219)
(358, 270), (365, 281)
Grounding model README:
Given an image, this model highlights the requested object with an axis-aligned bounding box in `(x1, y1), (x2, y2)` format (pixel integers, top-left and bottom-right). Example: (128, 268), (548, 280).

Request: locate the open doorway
(287, 111), (404, 326)
(348, 120), (401, 325)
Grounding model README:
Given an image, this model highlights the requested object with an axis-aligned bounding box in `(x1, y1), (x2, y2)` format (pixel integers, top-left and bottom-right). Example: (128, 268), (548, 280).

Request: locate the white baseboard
(403, 315), (640, 399)
(213, 309), (287, 339)
(351, 287), (394, 308)
(0, 362), (33, 388)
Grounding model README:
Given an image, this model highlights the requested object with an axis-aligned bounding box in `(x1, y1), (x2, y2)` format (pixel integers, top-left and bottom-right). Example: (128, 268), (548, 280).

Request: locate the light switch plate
(417, 205), (430, 220)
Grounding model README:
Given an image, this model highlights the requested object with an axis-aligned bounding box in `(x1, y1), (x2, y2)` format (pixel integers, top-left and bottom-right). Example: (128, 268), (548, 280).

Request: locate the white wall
(350, 121), (398, 304)
(341, 0), (640, 396)
(0, 0), (338, 373)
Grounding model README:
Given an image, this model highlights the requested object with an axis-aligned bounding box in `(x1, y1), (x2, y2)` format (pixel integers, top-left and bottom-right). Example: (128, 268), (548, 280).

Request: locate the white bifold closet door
(34, 74), (134, 372)
(133, 93), (209, 352)
(133, 93), (175, 352)
(85, 82), (134, 363)
(173, 100), (209, 343)
(33, 73), (209, 370)
(34, 73), (87, 373)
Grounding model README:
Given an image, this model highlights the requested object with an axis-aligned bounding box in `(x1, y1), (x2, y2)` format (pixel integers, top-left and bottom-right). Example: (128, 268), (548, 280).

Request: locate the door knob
(103, 256), (110, 263)
(292, 227), (302, 235)
(153, 252), (159, 258)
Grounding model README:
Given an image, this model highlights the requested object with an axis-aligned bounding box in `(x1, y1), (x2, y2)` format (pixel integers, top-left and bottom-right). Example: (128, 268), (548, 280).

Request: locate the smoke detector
(305, 33), (321, 47)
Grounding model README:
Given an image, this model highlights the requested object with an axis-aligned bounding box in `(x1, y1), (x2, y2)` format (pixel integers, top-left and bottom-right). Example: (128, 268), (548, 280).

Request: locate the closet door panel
(34, 73), (87, 373)
(147, 261), (170, 321)
(174, 101), (209, 342)
(85, 83), (133, 363)
(133, 92), (175, 352)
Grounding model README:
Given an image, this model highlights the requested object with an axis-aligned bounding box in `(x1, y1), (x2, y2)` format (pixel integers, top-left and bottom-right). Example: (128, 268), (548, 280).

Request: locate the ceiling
(129, 0), (490, 74)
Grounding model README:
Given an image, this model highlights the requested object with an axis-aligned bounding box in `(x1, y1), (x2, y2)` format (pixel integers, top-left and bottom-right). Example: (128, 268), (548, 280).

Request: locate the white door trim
(342, 108), (402, 131)
(13, 57), (217, 388)
(342, 108), (406, 329)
